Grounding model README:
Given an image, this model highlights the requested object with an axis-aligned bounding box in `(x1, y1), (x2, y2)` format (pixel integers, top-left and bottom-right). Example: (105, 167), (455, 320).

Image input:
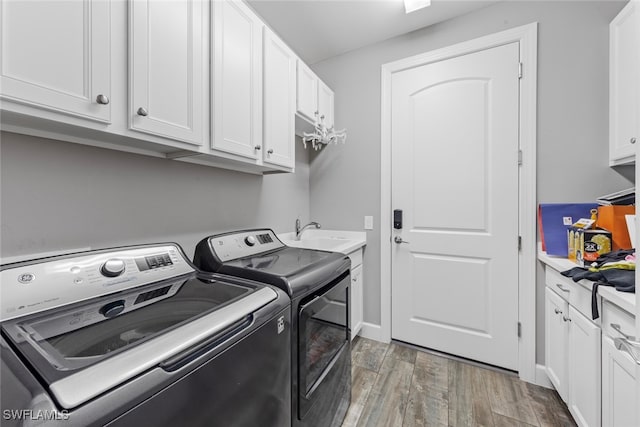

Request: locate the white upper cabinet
(318, 80), (335, 129)
(296, 61), (318, 123)
(609, 0), (639, 165)
(263, 28), (296, 169)
(295, 60), (334, 133)
(212, 0), (263, 160)
(129, 0), (205, 146)
(0, 0), (111, 123)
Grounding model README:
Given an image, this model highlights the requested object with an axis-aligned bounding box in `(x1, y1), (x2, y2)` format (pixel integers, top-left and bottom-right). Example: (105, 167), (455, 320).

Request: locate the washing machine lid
(194, 229), (351, 298)
(2, 272), (277, 409)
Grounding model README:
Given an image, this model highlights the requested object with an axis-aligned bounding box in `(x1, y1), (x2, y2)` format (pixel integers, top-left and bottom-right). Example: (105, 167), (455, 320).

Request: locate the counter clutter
(539, 247), (635, 314)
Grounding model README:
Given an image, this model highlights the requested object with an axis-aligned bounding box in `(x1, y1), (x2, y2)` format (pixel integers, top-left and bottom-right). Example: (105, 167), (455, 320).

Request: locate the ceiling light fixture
(404, 0), (431, 14)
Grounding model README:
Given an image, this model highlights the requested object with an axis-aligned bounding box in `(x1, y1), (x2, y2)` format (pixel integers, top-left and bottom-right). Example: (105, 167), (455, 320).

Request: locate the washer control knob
(100, 300), (126, 318)
(245, 236), (256, 246)
(100, 259), (126, 277)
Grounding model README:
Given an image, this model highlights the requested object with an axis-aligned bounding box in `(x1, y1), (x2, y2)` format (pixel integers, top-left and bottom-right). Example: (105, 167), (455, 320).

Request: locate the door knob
(394, 236), (409, 244)
(96, 94), (110, 105)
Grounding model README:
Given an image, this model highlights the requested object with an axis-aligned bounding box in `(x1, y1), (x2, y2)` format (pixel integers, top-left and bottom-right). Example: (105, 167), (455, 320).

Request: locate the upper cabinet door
(130, 0), (205, 146)
(212, 0), (263, 159)
(0, 0), (111, 122)
(263, 28), (296, 169)
(296, 60), (318, 123)
(609, 1), (639, 165)
(318, 80), (334, 129)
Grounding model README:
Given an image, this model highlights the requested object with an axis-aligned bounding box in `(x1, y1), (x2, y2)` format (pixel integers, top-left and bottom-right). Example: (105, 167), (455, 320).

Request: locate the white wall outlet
(364, 216), (374, 230)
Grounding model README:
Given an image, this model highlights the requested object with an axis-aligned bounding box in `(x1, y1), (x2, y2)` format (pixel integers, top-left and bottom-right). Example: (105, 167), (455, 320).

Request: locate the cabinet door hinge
(518, 62), (523, 79)
(518, 236), (522, 251)
(518, 322), (522, 338)
(518, 149), (523, 166)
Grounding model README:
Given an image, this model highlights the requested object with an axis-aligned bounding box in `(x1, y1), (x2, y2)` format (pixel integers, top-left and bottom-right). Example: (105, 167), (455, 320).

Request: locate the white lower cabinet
(350, 264), (363, 340)
(601, 301), (639, 427)
(544, 266), (601, 427)
(567, 305), (601, 427)
(347, 248), (364, 340)
(545, 287), (569, 400)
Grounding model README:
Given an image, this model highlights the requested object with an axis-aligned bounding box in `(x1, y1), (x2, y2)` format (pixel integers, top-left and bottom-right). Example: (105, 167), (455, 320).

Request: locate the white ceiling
(247, 0), (500, 64)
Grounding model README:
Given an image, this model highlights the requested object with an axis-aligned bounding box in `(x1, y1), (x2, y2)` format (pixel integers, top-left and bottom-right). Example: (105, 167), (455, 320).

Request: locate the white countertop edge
(277, 230), (367, 255)
(538, 249), (636, 315)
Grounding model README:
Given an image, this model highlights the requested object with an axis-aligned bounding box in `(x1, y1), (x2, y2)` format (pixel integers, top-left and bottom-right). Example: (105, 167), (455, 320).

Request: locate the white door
(212, 0), (263, 159)
(391, 42), (520, 370)
(0, 0), (111, 122)
(130, 0), (205, 145)
(263, 28), (295, 169)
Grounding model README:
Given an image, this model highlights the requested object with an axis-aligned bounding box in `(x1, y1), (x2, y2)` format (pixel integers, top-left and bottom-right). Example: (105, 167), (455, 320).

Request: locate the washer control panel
(209, 230), (284, 262)
(0, 244), (194, 321)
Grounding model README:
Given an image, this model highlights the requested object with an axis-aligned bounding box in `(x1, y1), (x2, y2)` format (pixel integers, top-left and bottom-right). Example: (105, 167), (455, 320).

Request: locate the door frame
(378, 23), (538, 384)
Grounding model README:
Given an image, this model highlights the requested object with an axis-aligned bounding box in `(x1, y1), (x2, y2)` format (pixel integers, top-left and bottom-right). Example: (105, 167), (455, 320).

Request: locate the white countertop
(278, 229), (366, 254)
(538, 250), (636, 315)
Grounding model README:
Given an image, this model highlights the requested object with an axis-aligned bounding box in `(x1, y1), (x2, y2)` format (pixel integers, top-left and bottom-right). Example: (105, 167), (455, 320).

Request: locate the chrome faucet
(295, 219), (321, 240)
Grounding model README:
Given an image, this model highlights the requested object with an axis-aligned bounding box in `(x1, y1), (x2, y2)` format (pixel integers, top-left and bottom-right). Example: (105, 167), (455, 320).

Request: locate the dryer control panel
(0, 244), (194, 321)
(207, 229), (284, 262)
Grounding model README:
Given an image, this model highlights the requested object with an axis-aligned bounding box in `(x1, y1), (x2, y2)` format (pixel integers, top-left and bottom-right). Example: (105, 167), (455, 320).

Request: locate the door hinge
(518, 149), (523, 165)
(517, 322), (522, 338)
(518, 235), (522, 251)
(518, 62), (523, 79)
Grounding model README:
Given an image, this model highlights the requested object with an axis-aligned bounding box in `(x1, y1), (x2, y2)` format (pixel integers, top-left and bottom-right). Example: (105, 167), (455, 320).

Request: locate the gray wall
(310, 0), (634, 364)
(0, 131), (310, 260)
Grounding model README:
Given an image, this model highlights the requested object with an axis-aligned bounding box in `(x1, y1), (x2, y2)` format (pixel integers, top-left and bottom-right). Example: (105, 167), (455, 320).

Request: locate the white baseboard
(358, 322), (390, 343)
(532, 364), (553, 389)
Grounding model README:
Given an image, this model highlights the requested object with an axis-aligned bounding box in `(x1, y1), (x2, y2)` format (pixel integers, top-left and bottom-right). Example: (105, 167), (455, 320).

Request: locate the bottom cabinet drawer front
(545, 267), (572, 301)
(602, 301), (636, 340)
(347, 249), (363, 268)
(602, 336), (639, 427)
(569, 282), (598, 323)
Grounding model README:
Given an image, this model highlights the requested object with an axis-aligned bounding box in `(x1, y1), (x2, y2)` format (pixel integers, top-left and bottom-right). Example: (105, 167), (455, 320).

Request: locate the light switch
(364, 216), (374, 230)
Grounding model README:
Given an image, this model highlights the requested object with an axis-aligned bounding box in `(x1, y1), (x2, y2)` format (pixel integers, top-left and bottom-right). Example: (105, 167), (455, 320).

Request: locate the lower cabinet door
(567, 306), (601, 427)
(350, 264), (363, 340)
(602, 335), (638, 427)
(545, 287), (569, 401)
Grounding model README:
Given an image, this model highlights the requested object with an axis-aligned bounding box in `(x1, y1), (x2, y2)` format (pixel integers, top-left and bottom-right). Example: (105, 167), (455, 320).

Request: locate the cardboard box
(597, 205), (635, 250)
(539, 203), (598, 256)
(568, 227), (612, 267)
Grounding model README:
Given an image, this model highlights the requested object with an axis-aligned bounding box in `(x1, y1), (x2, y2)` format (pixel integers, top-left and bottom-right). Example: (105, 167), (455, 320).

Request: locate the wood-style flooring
(342, 337), (576, 427)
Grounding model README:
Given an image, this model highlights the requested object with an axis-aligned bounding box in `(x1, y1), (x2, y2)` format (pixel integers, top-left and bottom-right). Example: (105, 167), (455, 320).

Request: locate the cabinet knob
(137, 107), (148, 117)
(631, 137), (637, 145)
(554, 308), (562, 315)
(96, 94), (110, 105)
(267, 149), (274, 155)
(562, 316), (572, 322)
(254, 145), (261, 151)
